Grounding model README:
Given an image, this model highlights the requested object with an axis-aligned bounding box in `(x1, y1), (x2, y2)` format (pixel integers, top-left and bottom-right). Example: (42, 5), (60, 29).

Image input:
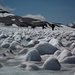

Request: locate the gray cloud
(24, 14), (46, 21)
(0, 5), (15, 11)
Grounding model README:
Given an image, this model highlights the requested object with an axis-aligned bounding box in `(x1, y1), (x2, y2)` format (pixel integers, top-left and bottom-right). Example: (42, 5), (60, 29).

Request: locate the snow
(49, 38), (63, 49)
(42, 56), (61, 70)
(12, 19), (15, 21)
(12, 24), (18, 27)
(0, 13), (14, 17)
(0, 24), (75, 72)
(19, 19), (23, 22)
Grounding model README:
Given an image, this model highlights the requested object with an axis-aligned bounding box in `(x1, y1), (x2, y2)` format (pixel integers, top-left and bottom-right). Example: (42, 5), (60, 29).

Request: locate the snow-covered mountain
(0, 9), (64, 28)
(67, 22), (75, 28)
(0, 13), (14, 17)
(0, 9), (14, 17)
(0, 9), (41, 26)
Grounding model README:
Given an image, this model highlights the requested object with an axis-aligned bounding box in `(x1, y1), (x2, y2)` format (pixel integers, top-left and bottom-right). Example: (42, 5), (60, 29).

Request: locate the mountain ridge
(0, 9), (68, 29)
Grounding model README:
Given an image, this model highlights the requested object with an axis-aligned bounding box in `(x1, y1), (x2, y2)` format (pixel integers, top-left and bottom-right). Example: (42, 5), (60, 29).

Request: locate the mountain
(67, 22), (75, 28)
(0, 9), (64, 28)
(0, 13), (40, 27)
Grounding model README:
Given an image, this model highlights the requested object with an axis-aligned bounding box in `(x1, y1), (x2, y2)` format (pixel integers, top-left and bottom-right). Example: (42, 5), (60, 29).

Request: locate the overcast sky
(0, 0), (75, 25)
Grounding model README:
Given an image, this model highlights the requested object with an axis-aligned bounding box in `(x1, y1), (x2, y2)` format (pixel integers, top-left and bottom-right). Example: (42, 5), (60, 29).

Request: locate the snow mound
(0, 63), (3, 68)
(61, 56), (75, 64)
(35, 42), (58, 55)
(18, 48), (29, 55)
(27, 40), (39, 47)
(18, 62), (40, 71)
(49, 38), (63, 49)
(54, 50), (61, 57)
(1, 36), (13, 48)
(0, 33), (8, 39)
(25, 49), (41, 61)
(57, 49), (72, 62)
(42, 56), (61, 70)
(9, 41), (23, 51)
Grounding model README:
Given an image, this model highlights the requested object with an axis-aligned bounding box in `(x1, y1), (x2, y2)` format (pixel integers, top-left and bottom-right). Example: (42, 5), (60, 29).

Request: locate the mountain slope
(0, 9), (64, 28)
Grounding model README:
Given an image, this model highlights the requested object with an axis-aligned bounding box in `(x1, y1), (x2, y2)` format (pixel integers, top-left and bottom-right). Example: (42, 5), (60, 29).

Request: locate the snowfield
(0, 24), (75, 75)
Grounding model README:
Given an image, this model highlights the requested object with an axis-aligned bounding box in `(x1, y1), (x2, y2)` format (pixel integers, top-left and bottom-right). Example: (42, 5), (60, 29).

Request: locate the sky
(0, 0), (75, 25)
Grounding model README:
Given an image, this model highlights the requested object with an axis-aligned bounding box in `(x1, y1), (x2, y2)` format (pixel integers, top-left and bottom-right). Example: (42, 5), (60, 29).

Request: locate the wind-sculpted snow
(61, 56), (75, 64)
(18, 48), (29, 55)
(0, 33), (9, 39)
(1, 36), (13, 48)
(35, 42), (58, 55)
(9, 41), (23, 51)
(0, 25), (75, 73)
(25, 49), (41, 61)
(49, 38), (63, 49)
(25, 40), (39, 47)
(54, 50), (61, 57)
(71, 48), (75, 55)
(0, 63), (3, 68)
(57, 49), (72, 62)
(42, 56), (61, 70)
(18, 62), (40, 71)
